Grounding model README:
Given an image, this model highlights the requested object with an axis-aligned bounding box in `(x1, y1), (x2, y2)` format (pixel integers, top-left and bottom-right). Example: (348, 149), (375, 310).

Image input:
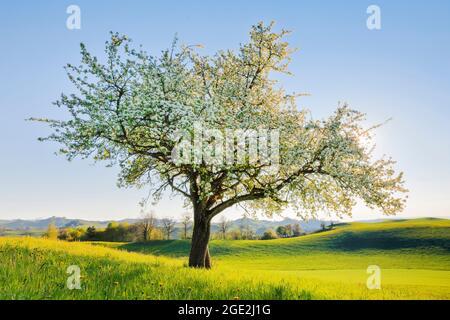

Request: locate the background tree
(59, 227), (85, 241)
(139, 212), (157, 241)
(149, 227), (164, 240)
(218, 216), (230, 240)
(292, 223), (303, 237)
(161, 218), (176, 240)
(238, 216), (255, 240)
(125, 223), (141, 242)
(44, 223), (58, 240)
(85, 226), (97, 239)
(261, 229), (278, 240)
(276, 226), (288, 238)
(244, 224), (256, 240)
(239, 224), (245, 240)
(228, 229), (242, 240)
(181, 213), (192, 239)
(285, 224), (293, 237)
(34, 22), (407, 268)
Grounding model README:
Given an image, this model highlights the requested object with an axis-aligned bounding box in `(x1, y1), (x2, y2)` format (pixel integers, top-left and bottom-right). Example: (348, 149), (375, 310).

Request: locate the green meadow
(1, 218), (449, 300)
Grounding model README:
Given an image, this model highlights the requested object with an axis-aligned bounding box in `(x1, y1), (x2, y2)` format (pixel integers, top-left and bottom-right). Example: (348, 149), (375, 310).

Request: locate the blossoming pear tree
(34, 22), (407, 268)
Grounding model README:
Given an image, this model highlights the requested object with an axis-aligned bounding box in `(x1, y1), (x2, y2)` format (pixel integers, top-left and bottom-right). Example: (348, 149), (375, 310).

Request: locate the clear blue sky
(1, 0), (449, 221)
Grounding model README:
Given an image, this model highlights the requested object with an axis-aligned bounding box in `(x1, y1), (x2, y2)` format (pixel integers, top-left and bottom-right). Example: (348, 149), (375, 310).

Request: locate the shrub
(58, 227), (85, 241)
(44, 223), (58, 240)
(261, 229), (278, 240)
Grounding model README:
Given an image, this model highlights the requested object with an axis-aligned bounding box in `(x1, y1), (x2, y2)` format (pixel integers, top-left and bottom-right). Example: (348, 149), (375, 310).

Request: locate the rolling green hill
(119, 218), (450, 256)
(1, 218), (449, 299)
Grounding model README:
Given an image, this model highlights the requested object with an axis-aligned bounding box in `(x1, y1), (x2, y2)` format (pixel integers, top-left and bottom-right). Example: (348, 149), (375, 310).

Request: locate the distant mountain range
(0, 216), (332, 238)
(0, 217), (138, 230)
(212, 217), (329, 235)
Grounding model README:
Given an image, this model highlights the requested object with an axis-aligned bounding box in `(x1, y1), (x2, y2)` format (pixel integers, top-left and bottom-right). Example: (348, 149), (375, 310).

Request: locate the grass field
(0, 218), (449, 300)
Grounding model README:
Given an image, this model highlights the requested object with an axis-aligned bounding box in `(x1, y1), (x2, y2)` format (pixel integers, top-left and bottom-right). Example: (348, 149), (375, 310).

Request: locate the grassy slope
(117, 218), (450, 269)
(1, 219), (449, 299)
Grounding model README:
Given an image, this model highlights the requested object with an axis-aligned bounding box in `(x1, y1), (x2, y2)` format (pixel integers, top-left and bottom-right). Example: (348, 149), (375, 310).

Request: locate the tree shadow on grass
(120, 240), (190, 257)
(120, 240), (239, 257)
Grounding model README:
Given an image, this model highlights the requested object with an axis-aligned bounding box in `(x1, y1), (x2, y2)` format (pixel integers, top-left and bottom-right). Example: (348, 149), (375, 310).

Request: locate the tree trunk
(189, 210), (212, 268)
(143, 229), (148, 242)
